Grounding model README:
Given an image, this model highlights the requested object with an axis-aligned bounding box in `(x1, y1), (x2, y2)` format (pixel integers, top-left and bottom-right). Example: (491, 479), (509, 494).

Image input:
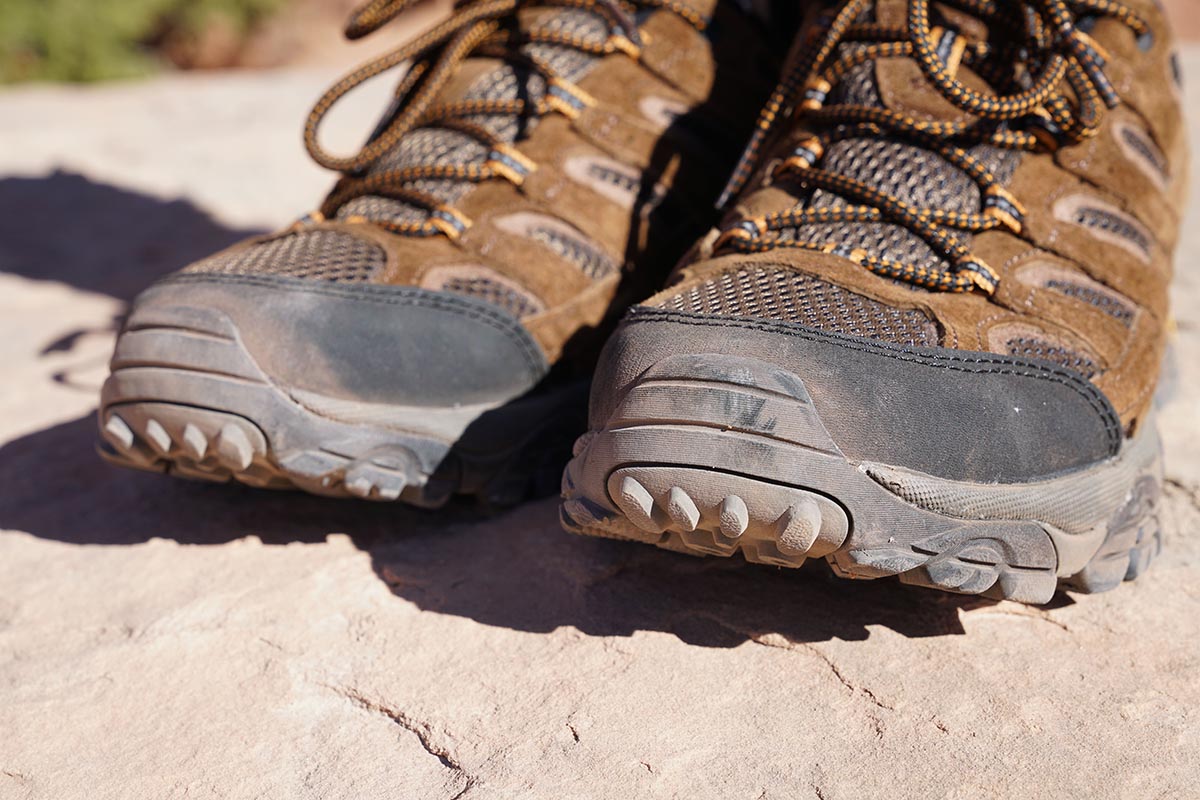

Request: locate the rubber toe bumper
(99, 273), (585, 506)
(561, 309), (1163, 603)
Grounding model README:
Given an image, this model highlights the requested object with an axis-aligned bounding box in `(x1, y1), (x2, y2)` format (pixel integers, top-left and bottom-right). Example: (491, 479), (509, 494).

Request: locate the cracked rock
(1, 47), (1200, 800)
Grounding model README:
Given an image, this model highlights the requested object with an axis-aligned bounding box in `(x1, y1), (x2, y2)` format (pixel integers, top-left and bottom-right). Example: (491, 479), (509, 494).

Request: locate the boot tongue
(336, 7), (613, 227)
(777, 2), (1021, 279)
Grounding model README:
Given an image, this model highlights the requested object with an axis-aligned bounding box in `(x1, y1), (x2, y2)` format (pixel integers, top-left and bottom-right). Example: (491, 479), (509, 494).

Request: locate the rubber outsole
(99, 302), (585, 508)
(561, 353), (1163, 604)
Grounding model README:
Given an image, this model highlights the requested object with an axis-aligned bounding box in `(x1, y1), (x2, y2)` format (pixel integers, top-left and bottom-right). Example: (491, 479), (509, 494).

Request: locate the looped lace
(304, 0), (707, 240)
(714, 0), (1148, 294)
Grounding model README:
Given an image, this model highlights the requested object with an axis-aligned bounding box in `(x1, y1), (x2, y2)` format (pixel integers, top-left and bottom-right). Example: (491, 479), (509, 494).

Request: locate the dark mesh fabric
(777, 63), (1022, 272)
(527, 224), (617, 279)
(587, 161), (641, 194)
(340, 129), (490, 226)
(654, 267), (939, 347)
(819, 137), (978, 211)
(1006, 337), (1098, 377)
(1045, 279), (1136, 327)
(184, 231), (385, 282)
(439, 276), (544, 318)
(1119, 125), (1168, 179)
(681, 44), (1023, 349)
(1072, 205), (1153, 257)
(338, 9), (609, 225)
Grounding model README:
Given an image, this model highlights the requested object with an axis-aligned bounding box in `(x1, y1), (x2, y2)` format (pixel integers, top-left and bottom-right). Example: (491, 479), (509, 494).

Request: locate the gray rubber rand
(561, 353), (1164, 604)
(98, 302), (585, 507)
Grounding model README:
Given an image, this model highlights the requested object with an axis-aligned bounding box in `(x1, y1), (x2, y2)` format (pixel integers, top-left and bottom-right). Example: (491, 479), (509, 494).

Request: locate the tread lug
(719, 496), (749, 538)
(104, 415), (135, 450)
(666, 487), (700, 531)
(181, 424), (208, 460)
(615, 476), (662, 533)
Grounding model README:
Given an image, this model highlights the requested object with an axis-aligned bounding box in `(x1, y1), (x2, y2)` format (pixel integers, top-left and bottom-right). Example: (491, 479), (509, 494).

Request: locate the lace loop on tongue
(714, 0), (1149, 295)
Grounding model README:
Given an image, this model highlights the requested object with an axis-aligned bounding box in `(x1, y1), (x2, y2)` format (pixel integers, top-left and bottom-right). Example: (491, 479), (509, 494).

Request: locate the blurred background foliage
(0, 0), (287, 83)
(0, 0), (446, 84)
(0, 0), (1194, 85)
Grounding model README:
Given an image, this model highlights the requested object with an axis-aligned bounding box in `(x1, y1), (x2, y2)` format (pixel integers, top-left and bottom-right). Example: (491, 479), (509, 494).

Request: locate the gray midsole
(288, 388), (506, 443)
(570, 352), (1160, 579)
(861, 415), (1161, 576)
(861, 414), (1159, 537)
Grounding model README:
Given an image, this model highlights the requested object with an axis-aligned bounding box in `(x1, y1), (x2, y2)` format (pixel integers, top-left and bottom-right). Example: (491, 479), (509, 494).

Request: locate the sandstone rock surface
(1, 52), (1199, 800)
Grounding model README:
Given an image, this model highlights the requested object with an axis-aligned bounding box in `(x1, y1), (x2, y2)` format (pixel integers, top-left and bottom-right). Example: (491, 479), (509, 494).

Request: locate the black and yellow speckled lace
(303, 0), (707, 241)
(715, 0), (1150, 294)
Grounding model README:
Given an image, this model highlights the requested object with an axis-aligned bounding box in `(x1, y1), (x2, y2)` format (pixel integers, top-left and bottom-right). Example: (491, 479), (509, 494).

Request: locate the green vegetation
(0, 0), (284, 83)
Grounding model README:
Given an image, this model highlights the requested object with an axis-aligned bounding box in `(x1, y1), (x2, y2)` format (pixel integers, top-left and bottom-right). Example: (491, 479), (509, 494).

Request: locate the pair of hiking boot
(99, 0), (1189, 604)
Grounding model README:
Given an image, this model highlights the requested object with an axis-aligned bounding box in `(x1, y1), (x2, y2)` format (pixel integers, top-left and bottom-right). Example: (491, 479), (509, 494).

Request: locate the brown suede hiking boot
(98, 0), (777, 506)
(562, 0), (1188, 602)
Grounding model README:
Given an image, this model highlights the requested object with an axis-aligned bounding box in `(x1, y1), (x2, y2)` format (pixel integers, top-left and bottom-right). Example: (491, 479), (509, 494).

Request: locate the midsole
(578, 418), (1158, 578)
(288, 388), (507, 443)
(859, 413), (1161, 576)
(860, 413), (1159, 536)
(575, 359), (1161, 578)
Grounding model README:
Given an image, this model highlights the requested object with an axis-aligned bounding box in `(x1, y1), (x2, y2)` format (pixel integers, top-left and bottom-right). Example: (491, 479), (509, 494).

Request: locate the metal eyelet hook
(596, 0), (644, 48)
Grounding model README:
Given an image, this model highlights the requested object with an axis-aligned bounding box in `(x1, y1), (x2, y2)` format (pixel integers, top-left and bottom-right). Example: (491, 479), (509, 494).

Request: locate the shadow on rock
(1, 413), (1011, 646)
(0, 414), (471, 548)
(367, 498), (1006, 644)
(0, 170), (261, 301)
(1, 170), (1008, 648)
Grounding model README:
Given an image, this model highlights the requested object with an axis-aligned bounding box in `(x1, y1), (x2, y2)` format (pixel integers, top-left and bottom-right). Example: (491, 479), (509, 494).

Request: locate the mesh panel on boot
(529, 226), (617, 279)
(338, 9), (609, 226)
(1005, 336), (1098, 377)
(440, 276), (545, 318)
(654, 267), (939, 347)
(1071, 205), (1153, 258)
(422, 264), (546, 318)
(184, 230), (386, 283)
(1045, 279), (1136, 327)
(1116, 123), (1169, 182)
(778, 63), (1022, 272)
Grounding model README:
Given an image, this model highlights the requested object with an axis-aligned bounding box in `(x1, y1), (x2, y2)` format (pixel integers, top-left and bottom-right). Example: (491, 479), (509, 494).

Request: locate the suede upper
(178, 0), (778, 375)
(649, 0), (1187, 432)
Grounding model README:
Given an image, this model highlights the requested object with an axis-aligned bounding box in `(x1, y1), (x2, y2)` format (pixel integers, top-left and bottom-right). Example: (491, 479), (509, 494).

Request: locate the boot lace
(714, 0), (1150, 294)
(303, 0), (707, 241)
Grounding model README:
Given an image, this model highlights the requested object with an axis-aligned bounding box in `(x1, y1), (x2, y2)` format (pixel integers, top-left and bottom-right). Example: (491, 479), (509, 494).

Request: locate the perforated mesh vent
(1006, 337), (1098, 377)
(527, 225), (617, 279)
(1045, 279), (1135, 327)
(781, 63), (1023, 274)
(655, 268), (939, 347)
(824, 138), (978, 212)
(184, 231), (385, 282)
(1118, 125), (1169, 179)
(439, 276), (544, 318)
(589, 162), (640, 193)
(1072, 206), (1153, 256)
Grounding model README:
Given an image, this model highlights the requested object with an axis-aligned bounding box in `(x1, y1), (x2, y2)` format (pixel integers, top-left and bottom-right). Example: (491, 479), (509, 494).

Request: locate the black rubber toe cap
(131, 273), (549, 407)
(591, 307), (1123, 483)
